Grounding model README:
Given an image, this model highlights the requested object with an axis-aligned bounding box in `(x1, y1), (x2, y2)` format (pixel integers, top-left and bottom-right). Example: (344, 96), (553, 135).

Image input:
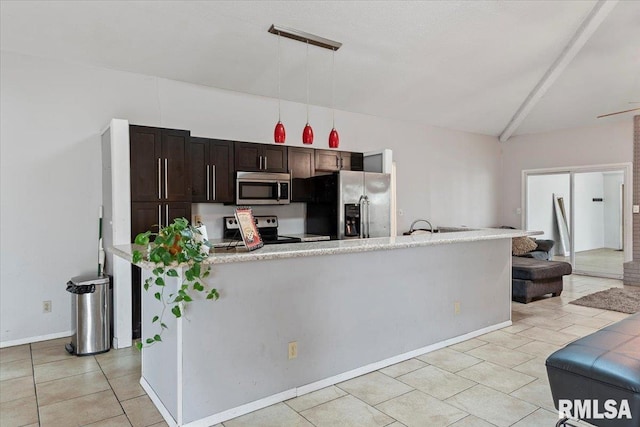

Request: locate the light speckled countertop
(112, 228), (540, 267)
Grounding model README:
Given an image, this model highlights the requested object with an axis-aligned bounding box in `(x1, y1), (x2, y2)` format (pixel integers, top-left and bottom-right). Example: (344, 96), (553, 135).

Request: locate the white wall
(526, 174), (570, 254)
(501, 121), (633, 229)
(603, 172), (624, 249)
(0, 51), (501, 345)
(573, 172), (604, 252)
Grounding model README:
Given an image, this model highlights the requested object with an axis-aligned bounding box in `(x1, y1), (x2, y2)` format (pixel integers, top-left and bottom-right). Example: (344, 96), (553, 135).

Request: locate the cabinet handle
(335, 156), (339, 168)
(259, 156), (263, 170)
(164, 158), (168, 199)
(157, 158), (162, 199)
(206, 165), (210, 201)
(212, 165), (216, 201)
(264, 156), (268, 170)
(158, 204), (162, 229)
(340, 157), (344, 169)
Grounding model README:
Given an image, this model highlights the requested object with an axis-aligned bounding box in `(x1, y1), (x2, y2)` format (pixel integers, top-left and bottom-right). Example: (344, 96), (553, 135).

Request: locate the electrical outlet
(454, 301), (461, 315)
(43, 300), (52, 313)
(288, 341), (298, 359)
(194, 214), (203, 224)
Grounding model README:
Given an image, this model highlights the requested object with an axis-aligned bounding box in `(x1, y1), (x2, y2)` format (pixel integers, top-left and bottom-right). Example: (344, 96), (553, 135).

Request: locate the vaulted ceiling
(1, 0), (638, 139)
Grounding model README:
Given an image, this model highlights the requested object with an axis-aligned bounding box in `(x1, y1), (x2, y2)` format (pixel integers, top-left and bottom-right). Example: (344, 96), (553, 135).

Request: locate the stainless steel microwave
(236, 172), (290, 205)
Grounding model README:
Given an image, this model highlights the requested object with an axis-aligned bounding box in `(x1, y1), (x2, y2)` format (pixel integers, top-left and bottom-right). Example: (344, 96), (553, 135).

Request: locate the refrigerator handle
(359, 195), (366, 239)
(366, 195), (371, 238)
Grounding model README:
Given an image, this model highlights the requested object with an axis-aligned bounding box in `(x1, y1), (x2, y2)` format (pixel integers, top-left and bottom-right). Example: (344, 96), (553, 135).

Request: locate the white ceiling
(1, 0), (638, 139)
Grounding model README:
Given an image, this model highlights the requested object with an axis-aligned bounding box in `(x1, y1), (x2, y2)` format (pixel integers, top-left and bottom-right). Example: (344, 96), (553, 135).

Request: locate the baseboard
(0, 330), (73, 349)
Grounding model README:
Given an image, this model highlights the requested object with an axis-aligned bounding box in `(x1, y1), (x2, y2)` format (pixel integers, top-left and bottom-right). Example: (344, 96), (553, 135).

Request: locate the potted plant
(132, 217), (218, 349)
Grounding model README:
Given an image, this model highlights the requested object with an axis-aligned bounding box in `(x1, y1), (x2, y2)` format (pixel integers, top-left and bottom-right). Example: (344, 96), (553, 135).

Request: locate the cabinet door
(190, 137), (209, 202)
(131, 202), (162, 240)
(166, 203), (192, 226)
(288, 147), (315, 202)
(163, 129), (191, 202)
(349, 152), (364, 171)
(211, 140), (234, 203)
(263, 145), (288, 173)
(235, 142), (261, 171)
(315, 149), (340, 172)
(130, 126), (163, 201)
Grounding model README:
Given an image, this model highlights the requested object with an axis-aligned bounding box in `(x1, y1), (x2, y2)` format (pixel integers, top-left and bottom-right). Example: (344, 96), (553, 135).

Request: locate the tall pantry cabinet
(129, 125), (192, 338)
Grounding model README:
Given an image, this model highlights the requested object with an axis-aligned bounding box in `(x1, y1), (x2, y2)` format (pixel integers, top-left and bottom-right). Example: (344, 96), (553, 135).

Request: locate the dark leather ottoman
(546, 312), (640, 426)
(512, 256), (572, 303)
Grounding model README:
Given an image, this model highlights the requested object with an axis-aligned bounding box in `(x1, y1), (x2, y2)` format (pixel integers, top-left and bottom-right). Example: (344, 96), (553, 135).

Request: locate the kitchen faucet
(409, 219), (434, 233)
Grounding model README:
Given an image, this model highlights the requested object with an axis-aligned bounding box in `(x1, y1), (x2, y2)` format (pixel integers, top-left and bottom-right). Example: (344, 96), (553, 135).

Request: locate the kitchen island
(113, 228), (538, 427)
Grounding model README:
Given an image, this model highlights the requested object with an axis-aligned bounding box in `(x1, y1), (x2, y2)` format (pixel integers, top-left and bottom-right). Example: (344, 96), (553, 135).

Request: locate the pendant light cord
(332, 48), (335, 128)
(306, 40), (310, 123)
(277, 33), (281, 121)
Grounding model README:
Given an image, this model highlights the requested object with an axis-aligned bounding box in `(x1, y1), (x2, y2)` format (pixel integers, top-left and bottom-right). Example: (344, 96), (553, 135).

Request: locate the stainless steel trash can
(65, 274), (111, 356)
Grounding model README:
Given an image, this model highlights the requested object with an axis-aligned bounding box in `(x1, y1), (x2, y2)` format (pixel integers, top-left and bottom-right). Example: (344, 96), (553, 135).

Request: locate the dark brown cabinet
(191, 138), (234, 203)
(314, 150), (363, 172)
(288, 147), (315, 202)
(130, 125), (191, 202)
(130, 202), (192, 239)
(129, 125), (192, 341)
(130, 200), (190, 340)
(235, 142), (287, 173)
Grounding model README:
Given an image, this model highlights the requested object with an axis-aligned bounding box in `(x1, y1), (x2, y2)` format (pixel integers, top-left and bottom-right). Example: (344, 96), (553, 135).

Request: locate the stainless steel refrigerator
(306, 171), (391, 239)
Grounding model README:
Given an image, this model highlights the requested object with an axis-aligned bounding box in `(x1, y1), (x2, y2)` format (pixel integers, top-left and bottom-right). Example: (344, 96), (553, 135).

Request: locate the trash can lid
(69, 274), (109, 286)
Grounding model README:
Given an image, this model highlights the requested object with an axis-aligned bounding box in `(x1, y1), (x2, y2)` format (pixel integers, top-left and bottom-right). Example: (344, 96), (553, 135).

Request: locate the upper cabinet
(288, 147), (315, 202)
(130, 125), (191, 202)
(314, 150), (363, 173)
(191, 137), (234, 203)
(235, 142), (287, 173)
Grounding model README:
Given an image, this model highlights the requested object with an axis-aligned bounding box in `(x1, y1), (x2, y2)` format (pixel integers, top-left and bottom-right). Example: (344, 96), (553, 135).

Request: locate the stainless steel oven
(236, 172), (290, 205)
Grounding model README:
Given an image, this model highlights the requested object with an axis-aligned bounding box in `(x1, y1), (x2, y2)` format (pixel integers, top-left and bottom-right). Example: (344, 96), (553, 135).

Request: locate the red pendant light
(302, 41), (314, 145)
(273, 33), (286, 143)
(328, 47), (339, 149)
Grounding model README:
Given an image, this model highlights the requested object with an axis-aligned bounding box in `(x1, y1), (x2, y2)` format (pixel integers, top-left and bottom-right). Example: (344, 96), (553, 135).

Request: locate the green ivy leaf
(135, 342), (143, 351)
(171, 305), (182, 318)
(154, 292), (161, 301)
(143, 282), (150, 291)
(161, 323), (167, 329)
(166, 269), (178, 277)
(132, 251), (142, 263)
(193, 282), (204, 292)
(134, 232), (151, 246)
(152, 316), (159, 323)
(155, 277), (165, 287)
(183, 295), (193, 302)
(146, 338), (154, 344)
(154, 334), (162, 342)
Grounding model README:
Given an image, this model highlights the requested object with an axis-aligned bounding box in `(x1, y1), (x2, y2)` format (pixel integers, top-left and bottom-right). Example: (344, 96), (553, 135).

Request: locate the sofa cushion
(512, 256), (572, 280)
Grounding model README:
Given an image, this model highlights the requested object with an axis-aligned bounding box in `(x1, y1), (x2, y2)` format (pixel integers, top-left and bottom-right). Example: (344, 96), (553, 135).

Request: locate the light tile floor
(554, 247), (624, 277)
(0, 274), (633, 427)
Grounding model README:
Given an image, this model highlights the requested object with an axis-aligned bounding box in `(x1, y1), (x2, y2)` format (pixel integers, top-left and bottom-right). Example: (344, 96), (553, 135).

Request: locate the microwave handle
(277, 181), (282, 201)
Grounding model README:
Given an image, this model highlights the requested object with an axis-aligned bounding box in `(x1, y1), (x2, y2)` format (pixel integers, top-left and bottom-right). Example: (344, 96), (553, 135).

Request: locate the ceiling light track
(268, 24), (341, 51)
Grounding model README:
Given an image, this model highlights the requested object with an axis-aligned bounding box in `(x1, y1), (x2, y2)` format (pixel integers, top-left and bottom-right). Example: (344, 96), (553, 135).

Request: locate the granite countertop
(112, 228), (540, 267)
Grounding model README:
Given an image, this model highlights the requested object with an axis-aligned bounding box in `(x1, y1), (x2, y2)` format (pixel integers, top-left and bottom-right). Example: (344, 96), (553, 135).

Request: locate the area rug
(570, 287), (640, 314)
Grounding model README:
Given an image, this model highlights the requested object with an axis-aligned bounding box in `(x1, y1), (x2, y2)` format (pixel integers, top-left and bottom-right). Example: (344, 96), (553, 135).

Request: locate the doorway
(523, 164), (631, 279)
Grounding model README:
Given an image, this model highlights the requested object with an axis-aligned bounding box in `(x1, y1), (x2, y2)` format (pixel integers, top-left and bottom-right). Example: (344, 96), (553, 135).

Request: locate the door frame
(521, 162), (632, 278)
